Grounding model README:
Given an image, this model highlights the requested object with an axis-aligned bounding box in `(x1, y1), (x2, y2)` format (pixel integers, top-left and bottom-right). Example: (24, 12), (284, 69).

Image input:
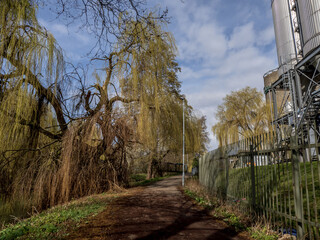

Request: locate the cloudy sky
(39, 0), (279, 150)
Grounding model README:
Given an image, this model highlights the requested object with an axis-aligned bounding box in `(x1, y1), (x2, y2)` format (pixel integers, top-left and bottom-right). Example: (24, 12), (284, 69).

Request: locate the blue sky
(38, 0), (278, 150)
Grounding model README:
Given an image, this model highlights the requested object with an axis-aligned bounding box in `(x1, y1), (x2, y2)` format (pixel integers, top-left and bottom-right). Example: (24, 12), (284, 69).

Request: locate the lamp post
(181, 95), (185, 187)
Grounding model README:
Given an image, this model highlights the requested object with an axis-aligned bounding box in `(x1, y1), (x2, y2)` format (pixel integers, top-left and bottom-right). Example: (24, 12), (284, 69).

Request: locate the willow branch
(109, 96), (138, 106)
(0, 108), (63, 140)
(3, 140), (60, 153)
(0, 71), (20, 80)
(6, 56), (68, 133)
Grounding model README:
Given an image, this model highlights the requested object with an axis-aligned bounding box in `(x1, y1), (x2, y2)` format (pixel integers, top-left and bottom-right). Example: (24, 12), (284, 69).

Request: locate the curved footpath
(67, 175), (251, 240)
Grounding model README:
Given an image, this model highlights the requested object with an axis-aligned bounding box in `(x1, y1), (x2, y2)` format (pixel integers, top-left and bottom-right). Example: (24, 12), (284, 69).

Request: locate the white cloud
(38, 0), (278, 150)
(52, 23), (68, 35)
(162, 0), (278, 150)
(228, 22), (255, 49)
(38, 18), (91, 60)
(217, 47), (274, 76)
(257, 26), (275, 46)
(166, 0), (228, 65)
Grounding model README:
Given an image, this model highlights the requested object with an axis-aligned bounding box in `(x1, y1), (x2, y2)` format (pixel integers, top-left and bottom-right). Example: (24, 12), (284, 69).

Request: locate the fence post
(225, 155), (229, 200)
(291, 135), (304, 239)
(250, 144), (256, 210)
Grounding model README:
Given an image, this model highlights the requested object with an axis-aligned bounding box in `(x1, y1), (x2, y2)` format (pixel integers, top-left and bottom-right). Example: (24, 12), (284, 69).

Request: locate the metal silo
(272, 0), (297, 76)
(296, 0), (320, 56)
(264, 69), (278, 103)
(264, 69), (292, 117)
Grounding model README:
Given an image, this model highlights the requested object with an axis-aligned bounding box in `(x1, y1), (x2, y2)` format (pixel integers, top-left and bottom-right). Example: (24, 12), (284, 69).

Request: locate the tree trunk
(147, 156), (163, 179)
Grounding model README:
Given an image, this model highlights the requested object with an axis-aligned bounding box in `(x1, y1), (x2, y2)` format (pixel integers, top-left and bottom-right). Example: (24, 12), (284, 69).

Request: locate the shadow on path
(67, 176), (251, 240)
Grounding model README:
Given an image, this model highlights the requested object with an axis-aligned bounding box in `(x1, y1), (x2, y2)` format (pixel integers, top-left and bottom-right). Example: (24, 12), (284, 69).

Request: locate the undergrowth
(184, 177), (279, 240)
(249, 225), (279, 240)
(0, 193), (119, 240)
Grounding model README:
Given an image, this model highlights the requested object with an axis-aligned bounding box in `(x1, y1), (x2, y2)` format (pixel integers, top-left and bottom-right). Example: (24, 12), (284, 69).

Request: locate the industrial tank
(296, 0), (320, 56)
(264, 69), (278, 103)
(264, 69), (292, 115)
(272, 0), (297, 76)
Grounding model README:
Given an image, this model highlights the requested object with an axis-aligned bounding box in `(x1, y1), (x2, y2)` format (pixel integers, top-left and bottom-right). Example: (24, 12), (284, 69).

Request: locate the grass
(0, 198), (31, 226)
(246, 162), (319, 221)
(184, 189), (215, 209)
(129, 172), (178, 187)
(130, 173), (148, 183)
(249, 225), (279, 240)
(184, 177), (246, 232)
(0, 172), (176, 239)
(0, 193), (119, 240)
(184, 177), (280, 239)
(204, 161), (320, 222)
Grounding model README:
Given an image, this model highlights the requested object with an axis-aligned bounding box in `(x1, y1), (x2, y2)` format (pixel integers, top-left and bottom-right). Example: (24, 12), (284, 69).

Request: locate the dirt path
(67, 176), (251, 240)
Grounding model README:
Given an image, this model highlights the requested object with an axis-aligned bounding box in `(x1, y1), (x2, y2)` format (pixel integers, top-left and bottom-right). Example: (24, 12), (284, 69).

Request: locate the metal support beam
(296, 45), (320, 69)
(272, 88), (278, 120)
(295, 70), (303, 108)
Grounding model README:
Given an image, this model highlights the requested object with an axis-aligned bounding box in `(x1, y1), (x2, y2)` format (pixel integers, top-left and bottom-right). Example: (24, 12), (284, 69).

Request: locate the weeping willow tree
(110, 18), (207, 178)
(212, 87), (271, 147)
(187, 114), (209, 155)
(0, 0), (66, 214)
(0, 0), (207, 222)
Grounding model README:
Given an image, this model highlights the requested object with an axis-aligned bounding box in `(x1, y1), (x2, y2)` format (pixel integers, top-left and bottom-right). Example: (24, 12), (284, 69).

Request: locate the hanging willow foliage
(111, 17), (207, 177)
(0, 0), (66, 214)
(0, 0), (208, 223)
(0, 0), (65, 148)
(212, 87), (272, 147)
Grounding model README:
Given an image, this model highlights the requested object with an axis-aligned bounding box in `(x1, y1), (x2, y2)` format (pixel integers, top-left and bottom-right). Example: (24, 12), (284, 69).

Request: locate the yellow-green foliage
(0, 0), (64, 220)
(0, 1), (207, 224)
(114, 17), (206, 154)
(212, 87), (272, 146)
(0, 0), (63, 152)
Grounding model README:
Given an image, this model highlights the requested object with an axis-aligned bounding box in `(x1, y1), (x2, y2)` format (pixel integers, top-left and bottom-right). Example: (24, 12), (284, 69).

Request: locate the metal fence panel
(199, 128), (320, 239)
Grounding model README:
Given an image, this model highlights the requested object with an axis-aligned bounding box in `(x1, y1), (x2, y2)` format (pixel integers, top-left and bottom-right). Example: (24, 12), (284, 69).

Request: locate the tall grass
(184, 178), (279, 239)
(0, 198), (31, 226)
